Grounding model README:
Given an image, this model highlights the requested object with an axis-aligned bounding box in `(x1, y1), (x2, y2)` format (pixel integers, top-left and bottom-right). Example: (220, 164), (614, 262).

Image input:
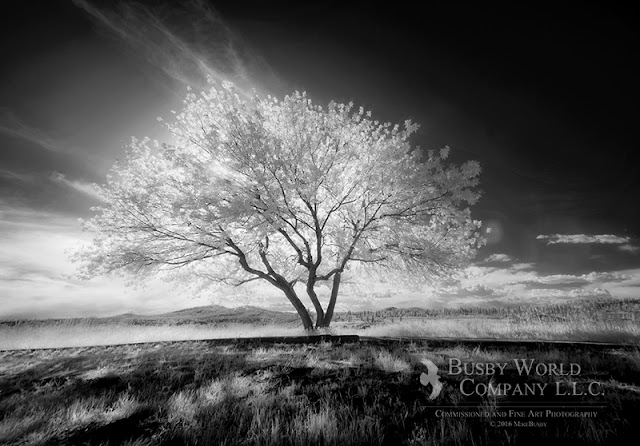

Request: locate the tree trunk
(280, 284), (314, 330)
(318, 272), (341, 328)
(306, 280), (326, 328)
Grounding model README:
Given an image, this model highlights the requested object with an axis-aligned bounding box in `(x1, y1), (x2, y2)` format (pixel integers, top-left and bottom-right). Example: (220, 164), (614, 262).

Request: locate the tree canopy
(74, 80), (485, 329)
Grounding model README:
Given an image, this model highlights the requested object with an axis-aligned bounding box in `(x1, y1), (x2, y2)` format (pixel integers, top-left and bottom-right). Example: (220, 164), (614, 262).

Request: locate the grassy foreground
(1, 340), (639, 445)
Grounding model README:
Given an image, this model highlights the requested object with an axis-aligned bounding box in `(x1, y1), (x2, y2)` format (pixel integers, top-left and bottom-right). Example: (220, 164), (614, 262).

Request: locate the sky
(0, 0), (639, 318)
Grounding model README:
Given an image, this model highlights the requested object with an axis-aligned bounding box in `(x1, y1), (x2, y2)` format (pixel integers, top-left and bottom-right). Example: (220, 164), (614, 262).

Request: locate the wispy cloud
(428, 261), (638, 308)
(0, 168), (35, 183)
(0, 108), (66, 153)
(72, 0), (279, 96)
(482, 253), (513, 263)
(536, 233), (630, 245)
(619, 244), (640, 254)
(50, 172), (105, 202)
(0, 206), (76, 231)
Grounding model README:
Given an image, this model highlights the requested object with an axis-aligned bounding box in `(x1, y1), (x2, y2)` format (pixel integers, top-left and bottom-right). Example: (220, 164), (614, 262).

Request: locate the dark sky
(217, 2), (640, 230)
(214, 1), (640, 268)
(0, 0), (639, 317)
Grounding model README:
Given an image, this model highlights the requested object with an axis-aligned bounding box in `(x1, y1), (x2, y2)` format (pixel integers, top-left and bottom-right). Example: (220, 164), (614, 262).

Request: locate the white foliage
(72, 78), (485, 312)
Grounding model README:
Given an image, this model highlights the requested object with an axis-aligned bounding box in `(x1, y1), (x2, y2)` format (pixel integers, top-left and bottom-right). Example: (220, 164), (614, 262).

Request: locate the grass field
(1, 340), (639, 445)
(1, 298), (639, 444)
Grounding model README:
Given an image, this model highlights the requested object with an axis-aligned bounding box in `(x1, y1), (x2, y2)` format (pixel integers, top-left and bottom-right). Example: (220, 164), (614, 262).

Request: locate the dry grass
(0, 322), (307, 350)
(1, 300), (638, 444)
(3, 317), (638, 352)
(0, 341), (638, 445)
(2, 301), (639, 351)
(356, 317), (640, 344)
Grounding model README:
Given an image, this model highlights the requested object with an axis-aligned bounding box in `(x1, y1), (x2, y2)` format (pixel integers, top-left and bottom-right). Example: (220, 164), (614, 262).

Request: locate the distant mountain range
(107, 305), (301, 326)
(3, 298), (637, 324)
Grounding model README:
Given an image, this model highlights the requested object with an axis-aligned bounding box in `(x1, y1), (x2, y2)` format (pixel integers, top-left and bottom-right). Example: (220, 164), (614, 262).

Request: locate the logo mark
(420, 358), (443, 400)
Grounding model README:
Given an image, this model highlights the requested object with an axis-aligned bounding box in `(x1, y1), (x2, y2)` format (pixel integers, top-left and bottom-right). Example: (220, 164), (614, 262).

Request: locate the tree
(73, 80), (485, 330)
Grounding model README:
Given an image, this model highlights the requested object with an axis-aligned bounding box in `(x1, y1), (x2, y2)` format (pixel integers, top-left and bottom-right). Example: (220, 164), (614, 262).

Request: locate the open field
(1, 299), (638, 444)
(1, 299), (639, 350)
(1, 339), (639, 445)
